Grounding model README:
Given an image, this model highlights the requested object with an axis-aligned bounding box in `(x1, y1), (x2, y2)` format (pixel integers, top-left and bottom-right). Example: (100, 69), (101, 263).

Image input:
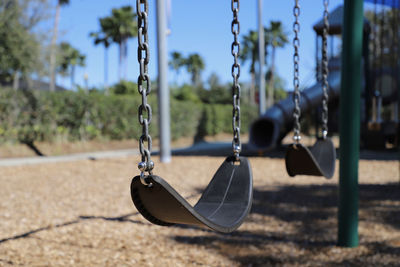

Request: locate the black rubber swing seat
(130, 156), (253, 233)
(285, 138), (336, 178)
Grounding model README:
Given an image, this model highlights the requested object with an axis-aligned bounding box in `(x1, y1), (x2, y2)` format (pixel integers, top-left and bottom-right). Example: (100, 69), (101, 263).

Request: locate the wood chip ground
(0, 156), (399, 266)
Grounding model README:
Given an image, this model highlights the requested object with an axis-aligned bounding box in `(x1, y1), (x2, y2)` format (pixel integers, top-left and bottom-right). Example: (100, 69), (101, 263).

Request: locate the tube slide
(249, 61), (341, 150)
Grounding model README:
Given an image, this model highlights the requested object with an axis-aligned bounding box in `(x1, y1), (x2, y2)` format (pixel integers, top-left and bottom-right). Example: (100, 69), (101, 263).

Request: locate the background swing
(130, 0), (253, 233)
(285, 0), (336, 179)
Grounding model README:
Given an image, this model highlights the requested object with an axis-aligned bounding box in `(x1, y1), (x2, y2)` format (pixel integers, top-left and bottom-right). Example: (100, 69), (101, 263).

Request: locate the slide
(249, 60), (342, 150)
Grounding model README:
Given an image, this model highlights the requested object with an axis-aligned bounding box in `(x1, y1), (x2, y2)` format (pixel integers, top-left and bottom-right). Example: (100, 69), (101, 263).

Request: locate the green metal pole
(338, 0), (363, 247)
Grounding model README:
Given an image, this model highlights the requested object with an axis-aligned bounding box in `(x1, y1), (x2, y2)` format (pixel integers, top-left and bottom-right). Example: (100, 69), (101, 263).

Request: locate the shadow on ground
(0, 213), (145, 244)
(172, 183), (400, 266)
(0, 192), (209, 244)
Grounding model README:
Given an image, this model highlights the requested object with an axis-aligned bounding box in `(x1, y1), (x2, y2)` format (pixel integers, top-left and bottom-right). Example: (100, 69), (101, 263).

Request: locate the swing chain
(321, 0), (329, 139)
(136, 0), (154, 183)
(231, 0), (241, 160)
(292, 0), (301, 143)
(373, 0), (378, 74)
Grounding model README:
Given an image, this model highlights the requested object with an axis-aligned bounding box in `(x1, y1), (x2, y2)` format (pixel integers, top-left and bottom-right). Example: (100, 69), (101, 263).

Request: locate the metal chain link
(231, 0), (241, 160)
(292, 0), (301, 143)
(321, 0), (329, 139)
(136, 0), (154, 185)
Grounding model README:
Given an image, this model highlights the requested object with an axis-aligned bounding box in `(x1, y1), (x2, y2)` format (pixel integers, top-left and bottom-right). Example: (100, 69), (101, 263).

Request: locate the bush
(111, 80), (138, 95)
(172, 84), (201, 103)
(170, 99), (202, 140)
(0, 87), (258, 145)
(195, 103), (258, 139)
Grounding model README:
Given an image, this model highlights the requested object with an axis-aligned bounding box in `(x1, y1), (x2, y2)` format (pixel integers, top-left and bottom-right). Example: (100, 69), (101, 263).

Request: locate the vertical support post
(257, 0), (266, 114)
(338, 0), (363, 247)
(156, 0), (171, 163)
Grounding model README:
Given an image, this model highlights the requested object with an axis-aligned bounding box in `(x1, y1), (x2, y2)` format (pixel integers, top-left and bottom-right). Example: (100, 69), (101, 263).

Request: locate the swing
(130, 0), (253, 233)
(285, 0), (336, 179)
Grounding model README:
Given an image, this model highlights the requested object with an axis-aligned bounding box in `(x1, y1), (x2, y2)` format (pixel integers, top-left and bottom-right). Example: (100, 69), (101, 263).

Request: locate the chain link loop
(136, 0), (153, 183)
(231, 0), (241, 159)
(292, 0), (301, 143)
(321, 0), (329, 139)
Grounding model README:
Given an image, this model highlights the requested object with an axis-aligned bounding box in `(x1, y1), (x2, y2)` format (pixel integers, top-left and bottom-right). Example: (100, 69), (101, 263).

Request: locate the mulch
(0, 156), (399, 266)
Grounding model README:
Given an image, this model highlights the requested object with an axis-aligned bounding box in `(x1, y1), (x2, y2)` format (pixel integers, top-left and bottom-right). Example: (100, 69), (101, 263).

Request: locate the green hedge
(0, 87), (258, 144)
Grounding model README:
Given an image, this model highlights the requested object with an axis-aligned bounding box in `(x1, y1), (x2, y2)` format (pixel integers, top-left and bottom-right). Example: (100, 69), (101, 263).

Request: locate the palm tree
(169, 51), (184, 84)
(98, 6), (137, 81)
(90, 31), (111, 92)
(49, 0), (69, 92)
(265, 21), (288, 108)
(58, 42), (86, 89)
(184, 53), (205, 87)
(240, 28), (270, 104)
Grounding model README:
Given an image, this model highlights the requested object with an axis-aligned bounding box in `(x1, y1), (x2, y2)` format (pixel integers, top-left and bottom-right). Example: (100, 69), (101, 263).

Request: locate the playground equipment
(364, 0), (400, 149)
(285, 0), (336, 179)
(250, 60), (341, 150)
(250, 3), (399, 151)
(130, 0), (253, 233)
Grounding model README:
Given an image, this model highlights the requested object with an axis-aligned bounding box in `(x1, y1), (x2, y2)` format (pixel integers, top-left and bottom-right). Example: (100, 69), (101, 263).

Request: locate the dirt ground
(0, 154), (399, 266)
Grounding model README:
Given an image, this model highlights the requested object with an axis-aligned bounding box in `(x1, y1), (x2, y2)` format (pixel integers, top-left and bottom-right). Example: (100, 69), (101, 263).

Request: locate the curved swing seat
(285, 138), (336, 179)
(130, 156), (253, 233)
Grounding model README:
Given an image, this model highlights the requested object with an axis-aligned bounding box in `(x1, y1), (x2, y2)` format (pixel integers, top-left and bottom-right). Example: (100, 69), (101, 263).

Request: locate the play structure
(129, 0), (394, 248)
(130, 0), (253, 233)
(250, 3), (400, 151)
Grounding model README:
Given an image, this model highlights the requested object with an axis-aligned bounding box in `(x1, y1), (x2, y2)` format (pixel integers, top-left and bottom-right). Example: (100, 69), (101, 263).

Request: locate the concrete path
(0, 141), (251, 167)
(0, 141), (395, 167)
(0, 141), (274, 167)
(0, 149), (139, 167)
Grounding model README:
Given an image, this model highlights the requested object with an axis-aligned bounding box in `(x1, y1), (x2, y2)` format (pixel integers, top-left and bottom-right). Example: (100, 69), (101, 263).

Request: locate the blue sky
(54, 0), (373, 90)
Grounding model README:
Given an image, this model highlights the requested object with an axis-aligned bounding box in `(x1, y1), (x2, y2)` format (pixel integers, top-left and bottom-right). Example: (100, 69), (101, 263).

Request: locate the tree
(111, 80), (137, 95)
(173, 84), (201, 103)
(97, 6), (137, 81)
(206, 72), (230, 104)
(184, 53), (205, 87)
(240, 28), (270, 104)
(57, 42), (86, 89)
(207, 72), (220, 90)
(195, 72), (232, 105)
(49, 0), (69, 92)
(265, 21), (288, 108)
(18, 0), (51, 31)
(265, 69), (287, 102)
(0, 0), (43, 89)
(90, 31), (111, 92)
(169, 51), (184, 84)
